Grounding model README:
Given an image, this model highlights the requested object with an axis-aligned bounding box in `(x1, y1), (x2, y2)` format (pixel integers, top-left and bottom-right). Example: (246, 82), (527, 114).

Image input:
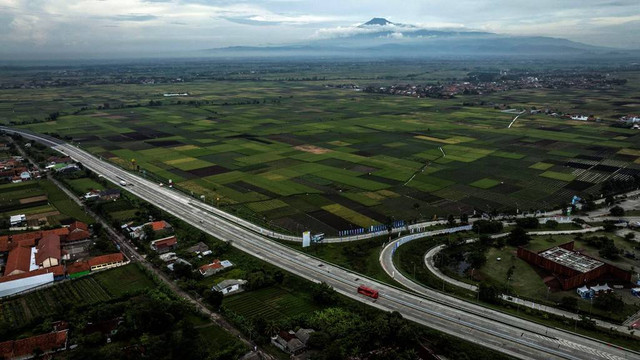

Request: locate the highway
(2, 127), (638, 360)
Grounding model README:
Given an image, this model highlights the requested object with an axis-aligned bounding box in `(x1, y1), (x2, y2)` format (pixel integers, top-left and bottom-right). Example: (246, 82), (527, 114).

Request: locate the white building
(10, 214), (26, 226)
(212, 279), (247, 296)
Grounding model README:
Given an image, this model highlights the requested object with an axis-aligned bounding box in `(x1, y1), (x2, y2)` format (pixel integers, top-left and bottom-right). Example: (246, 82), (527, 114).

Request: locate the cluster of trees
(224, 281), (510, 360)
(68, 289), (246, 360)
(601, 176), (640, 196)
(578, 235), (620, 260)
(471, 220), (503, 234)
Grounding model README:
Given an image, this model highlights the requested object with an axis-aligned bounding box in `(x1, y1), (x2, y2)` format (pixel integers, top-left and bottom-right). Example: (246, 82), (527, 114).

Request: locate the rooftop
(88, 253), (124, 267)
(539, 246), (603, 273)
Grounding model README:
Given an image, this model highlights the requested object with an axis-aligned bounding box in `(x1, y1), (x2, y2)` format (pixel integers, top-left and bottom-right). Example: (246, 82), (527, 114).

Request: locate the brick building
(517, 241), (632, 290)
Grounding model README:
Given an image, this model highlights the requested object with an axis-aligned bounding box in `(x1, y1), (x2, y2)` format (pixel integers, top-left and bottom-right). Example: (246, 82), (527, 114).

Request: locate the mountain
(360, 17), (395, 27)
(204, 17), (634, 59)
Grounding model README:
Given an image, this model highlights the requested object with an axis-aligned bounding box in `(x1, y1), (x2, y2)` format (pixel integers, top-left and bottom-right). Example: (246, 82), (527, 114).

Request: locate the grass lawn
(39, 180), (95, 224)
(223, 286), (321, 321)
(479, 247), (549, 299)
(65, 177), (104, 195)
(94, 264), (155, 298)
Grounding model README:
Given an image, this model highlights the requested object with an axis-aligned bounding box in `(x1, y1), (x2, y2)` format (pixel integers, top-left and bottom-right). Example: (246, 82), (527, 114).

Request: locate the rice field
(5, 74), (640, 235)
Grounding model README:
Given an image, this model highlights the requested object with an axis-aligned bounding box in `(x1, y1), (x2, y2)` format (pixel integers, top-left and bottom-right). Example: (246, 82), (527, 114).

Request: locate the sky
(0, 0), (638, 59)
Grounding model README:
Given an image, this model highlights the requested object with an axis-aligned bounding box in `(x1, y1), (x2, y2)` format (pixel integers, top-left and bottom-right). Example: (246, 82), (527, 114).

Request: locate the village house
(150, 235), (178, 253)
(198, 259), (233, 277)
(67, 221), (91, 242)
(167, 258), (191, 272)
(271, 330), (306, 355)
(88, 253), (127, 271)
(127, 220), (173, 239)
(9, 214), (26, 227)
(36, 234), (62, 268)
(187, 242), (209, 254)
(212, 279), (247, 296)
(99, 189), (121, 201)
(0, 325), (69, 359)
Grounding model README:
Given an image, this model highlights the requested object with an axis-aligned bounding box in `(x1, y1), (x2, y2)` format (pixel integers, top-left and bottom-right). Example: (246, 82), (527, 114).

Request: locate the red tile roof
(67, 228), (90, 242)
(41, 227), (70, 238)
(88, 253), (124, 267)
(0, 330), (68, 359)
(0, 265), (64, 283)
(10, 231), (41, 244)
(69, 221), (88, 232)
(67, 261), (91, 274)
(4, 245), (32, 276)
(0, 235), (8, 252)
(151, 220), (169, 231)
(36, 234), (61, 266)
(199, 260), (222, 272)
(151, 236), (177, 249)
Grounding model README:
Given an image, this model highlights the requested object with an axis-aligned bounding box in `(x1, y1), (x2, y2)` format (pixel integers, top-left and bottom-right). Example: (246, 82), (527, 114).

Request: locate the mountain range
(206, 18), (638, 59)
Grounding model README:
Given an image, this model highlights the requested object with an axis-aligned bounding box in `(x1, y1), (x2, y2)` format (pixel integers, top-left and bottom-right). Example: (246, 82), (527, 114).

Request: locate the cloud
(313, 22), (466, 39)
(111, 14), (158, 21)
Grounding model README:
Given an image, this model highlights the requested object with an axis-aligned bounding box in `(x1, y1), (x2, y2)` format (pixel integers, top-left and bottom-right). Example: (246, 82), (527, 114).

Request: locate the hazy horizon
(0, 0), (639, 60)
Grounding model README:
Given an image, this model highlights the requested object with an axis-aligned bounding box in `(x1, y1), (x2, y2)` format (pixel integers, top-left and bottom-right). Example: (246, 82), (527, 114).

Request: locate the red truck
(357, 285), (379, 299)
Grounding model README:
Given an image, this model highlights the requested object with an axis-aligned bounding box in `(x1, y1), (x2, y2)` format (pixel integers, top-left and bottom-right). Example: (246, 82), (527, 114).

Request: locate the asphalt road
(3, 128), (638, 360)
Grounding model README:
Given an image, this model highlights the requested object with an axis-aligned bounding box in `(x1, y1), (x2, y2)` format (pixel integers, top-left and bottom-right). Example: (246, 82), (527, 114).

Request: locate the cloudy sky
(0, 0), (638, 59)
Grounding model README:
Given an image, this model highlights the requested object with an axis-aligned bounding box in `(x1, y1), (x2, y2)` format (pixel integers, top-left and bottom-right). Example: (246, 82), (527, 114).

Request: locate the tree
(472, 220), (503, 234)
(507, 227), (530, 247)
(515, 217), (539, 229)
(447, 214), (456, 226)
(559, 296), (578, 311)
(505, 265), (515, 284)
(142, 224), (155, 240)
(467, 248), (487, 268)
(545, 220), (559, 229)
(172, 261), (193, 279)
(610, 206), (625, 217)
(478, 282), (501, 304)
(593, 292), (624, 312)
(311, 282), (338, 305)
(625, 232), (635, 241)
(599, 241), (620, 260)
(460, 213), (469, 224)
(479, 234), (493, 247)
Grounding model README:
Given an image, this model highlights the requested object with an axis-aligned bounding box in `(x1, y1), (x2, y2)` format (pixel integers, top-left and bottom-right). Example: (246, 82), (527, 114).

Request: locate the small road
(417, 227), (638, 336)
(508, 111), (526, 128)
(9, 137), (270, 359)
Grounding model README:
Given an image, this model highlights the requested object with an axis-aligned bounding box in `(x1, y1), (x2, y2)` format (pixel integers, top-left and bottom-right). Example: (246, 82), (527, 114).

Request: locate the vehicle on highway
(119, 180), (127, 186)
(357, 285), (379, 299)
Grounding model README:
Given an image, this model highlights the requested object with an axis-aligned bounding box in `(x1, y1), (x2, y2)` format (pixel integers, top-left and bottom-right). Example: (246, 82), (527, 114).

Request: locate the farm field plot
(223, 286), (320, 321)
(0, 180), (93, 226)
(0, 277), (110, 327)
(9, 78), (640, 235)
(0, 265), (153, 328)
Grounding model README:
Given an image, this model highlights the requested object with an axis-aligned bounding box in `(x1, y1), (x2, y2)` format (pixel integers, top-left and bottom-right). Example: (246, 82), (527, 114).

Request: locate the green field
(2, 65), (639, 236)
(0, 180), (94, 225)
(223, 286), (320, 321)
(0, 264), (153, 328)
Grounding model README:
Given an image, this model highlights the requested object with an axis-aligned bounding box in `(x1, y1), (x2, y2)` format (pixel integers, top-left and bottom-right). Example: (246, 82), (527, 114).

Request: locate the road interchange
(2, 127), (638, 360)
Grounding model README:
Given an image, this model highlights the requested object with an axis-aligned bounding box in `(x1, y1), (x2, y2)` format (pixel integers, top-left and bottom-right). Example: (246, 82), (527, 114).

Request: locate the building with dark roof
(36, 234), (61, 268)
(150, 236), (177, 253)
(4, 245), (32, 276)
(67, 221), (90, 242)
